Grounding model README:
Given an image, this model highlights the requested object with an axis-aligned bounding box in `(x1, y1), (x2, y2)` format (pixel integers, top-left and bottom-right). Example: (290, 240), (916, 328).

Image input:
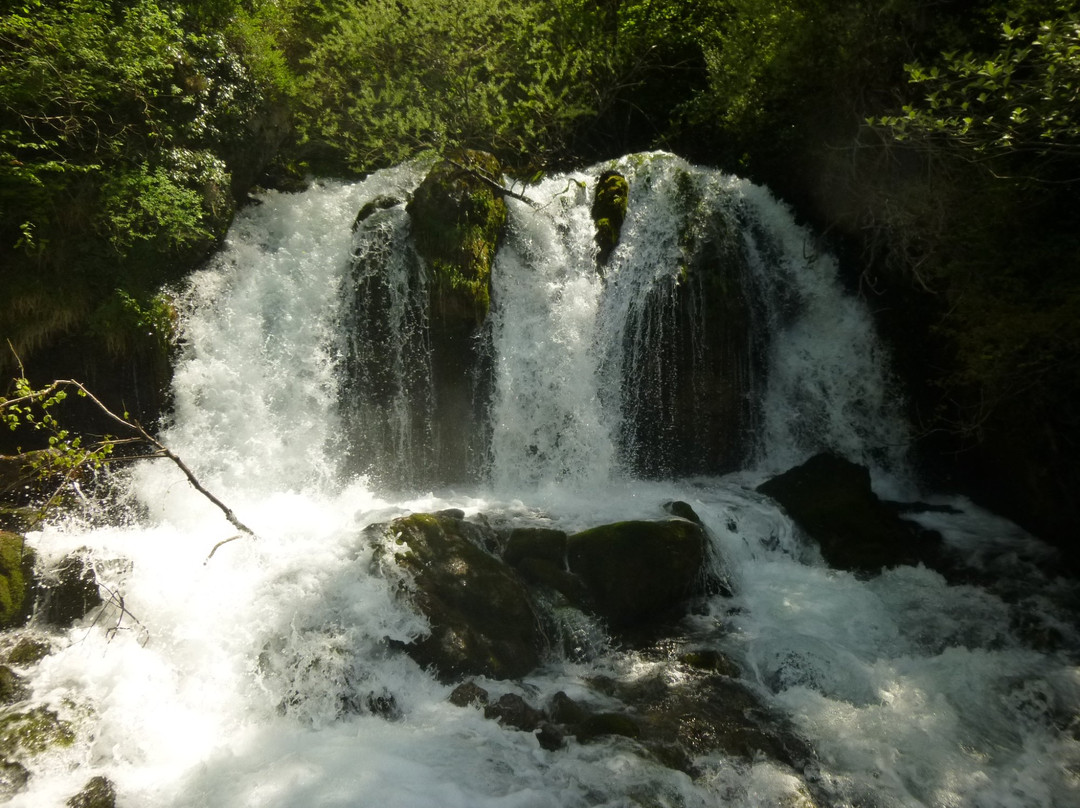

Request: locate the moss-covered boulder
(67, 775), (117, 808)
(408, 150), (507, 325)
(0, 532), (36, 629)
(591, 170), (628, 264)
(566, 519), (707, 628)
(405, 150), (506, 480)
(372, 512), (541, 681)
(757, 453), (943, 574)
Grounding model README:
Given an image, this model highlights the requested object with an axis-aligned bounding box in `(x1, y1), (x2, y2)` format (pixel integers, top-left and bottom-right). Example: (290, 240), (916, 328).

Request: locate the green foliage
(0, 377), (116, 475)
(0, 0), (297, 371)
(877, 3), (1080, 181)
(292, 0), (597, 172)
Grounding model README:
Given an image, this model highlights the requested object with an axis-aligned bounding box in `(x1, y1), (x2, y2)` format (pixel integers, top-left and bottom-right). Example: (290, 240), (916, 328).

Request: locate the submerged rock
(372, 512), (541, 681)
(757, 453), (943, 573)
(566, 519), (708, 627)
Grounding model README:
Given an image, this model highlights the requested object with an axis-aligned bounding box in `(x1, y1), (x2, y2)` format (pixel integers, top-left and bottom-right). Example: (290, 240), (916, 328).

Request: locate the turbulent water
(9, 154), (1080, 807)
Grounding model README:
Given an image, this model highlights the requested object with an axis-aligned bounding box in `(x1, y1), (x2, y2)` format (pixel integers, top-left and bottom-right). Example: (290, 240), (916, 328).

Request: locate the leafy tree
(292, 0), (599, 173)
(877, 1), (1080, 182)
(0, 0), (297, 380)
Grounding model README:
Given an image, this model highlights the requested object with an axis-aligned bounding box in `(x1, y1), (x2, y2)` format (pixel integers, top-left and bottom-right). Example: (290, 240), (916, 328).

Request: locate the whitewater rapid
(7, 156), (1080, 807)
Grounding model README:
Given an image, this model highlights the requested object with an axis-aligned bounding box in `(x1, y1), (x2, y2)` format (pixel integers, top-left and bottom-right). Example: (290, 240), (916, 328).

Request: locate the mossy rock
(372, 512), (542, 681)
(0, 532), (36, 629)
(67, 775), (117, 808)
(566, 519), (707, 628)
(407, 150), (507, 324)
(4, 637), (50, 667)
(0, 706), (75, 757)
(591, 170), (628, 264)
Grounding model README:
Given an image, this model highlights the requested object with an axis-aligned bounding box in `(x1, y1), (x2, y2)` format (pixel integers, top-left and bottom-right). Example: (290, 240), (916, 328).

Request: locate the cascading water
(6, 154), (1078, 808)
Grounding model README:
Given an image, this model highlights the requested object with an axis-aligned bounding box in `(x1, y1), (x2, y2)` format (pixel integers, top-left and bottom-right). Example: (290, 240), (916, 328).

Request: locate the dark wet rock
(618, 168), (762, 478)
(757, 453), (943, 574)
(662, 500), (702, 525)
(484, 693), (545, 732)
(371, 513), (541, 681)
(566, 519), (707, 627)
(0, 531), (36, 629)
(536, 721), (566, 751)
(677, 648), (741, 677)
(407, 152), (506, 481)
(66, 775), (117, 808)
(352, 195), (402, 230)
(39, 553), (103, 626)
(588, 670), (813, 772)
(503, 527), (567, 568)
(448, 680), (489, 708)
(364, 690), (402, 720)
(576, 711), (642, 742)
(0, 666), (29, 705)
(547, 691), (590, 725)
(0, 758), (28, 800)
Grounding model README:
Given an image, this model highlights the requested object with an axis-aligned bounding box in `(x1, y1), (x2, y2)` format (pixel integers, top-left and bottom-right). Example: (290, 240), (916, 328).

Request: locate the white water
(8, 155), (1079, 807)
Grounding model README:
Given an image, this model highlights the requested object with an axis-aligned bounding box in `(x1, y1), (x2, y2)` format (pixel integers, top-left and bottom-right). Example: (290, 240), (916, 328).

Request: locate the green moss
(0, 533), (35, 629)
(0, 707), (75, 756)
(591, 171), (629, 264)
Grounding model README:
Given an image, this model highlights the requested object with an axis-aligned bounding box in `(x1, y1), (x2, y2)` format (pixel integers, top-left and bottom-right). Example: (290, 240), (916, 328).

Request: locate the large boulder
(406, 150), (506, 480)
(566, 519), (707, 627)
(757, 453), (942, 574)
(618, 165), (762, 478)
(372, 512), (541, 681)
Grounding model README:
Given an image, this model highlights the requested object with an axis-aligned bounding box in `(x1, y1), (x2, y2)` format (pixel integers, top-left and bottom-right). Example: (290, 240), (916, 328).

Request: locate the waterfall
(341, 152), (910, 493)
(8, 155), (1078, 808)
